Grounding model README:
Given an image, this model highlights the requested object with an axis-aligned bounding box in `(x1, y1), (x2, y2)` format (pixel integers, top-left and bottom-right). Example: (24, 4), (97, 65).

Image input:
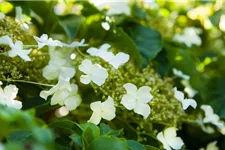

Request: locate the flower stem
(0, 78), (54, 87)
(76, 47), (86, 57)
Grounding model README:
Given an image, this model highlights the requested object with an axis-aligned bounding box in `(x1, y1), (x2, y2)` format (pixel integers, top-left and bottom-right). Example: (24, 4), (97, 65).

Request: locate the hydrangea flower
(33, 34), (63, 49)
(78, 59), (108, 86)
(201, 105), (224, 129)
(174, 87), (197, 110)
(157, 127), (184, 150)
(90, 0), (130, 15)
(43, 50), (75, 80)
(120, 83), (153, 119)
(87, 44), (130, 69)
(173, 27), (202, 47)
(88, 96), (116, 125)
(0, 12), (5, 20)
(40, 77), (81, 111)
(0, 84), (22, 110)
(0, 35), (32, 61)
(172, 68), (190, 80)
(63, 39), (88, 48)
(15, 6), (31, 24)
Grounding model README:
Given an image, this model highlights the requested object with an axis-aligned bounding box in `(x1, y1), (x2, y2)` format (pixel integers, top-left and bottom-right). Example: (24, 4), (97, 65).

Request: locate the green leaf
(209, 9), (224, 26)
(144, 145), (160, 150)
(99, 123), (122, 137)
(58, 14), (82, 41)
(0, 105), (42, 138)
(81, 123), (100, 144)
(7, 130), (31, 142)
(26, 1), (59, 34)
(32, 127), (54, 144)
(87, 136), (129, 150)
(48, 120), (83, 135)
(122, 22), (163, 67)
(127, 140), (146, 150)
(70, 134), (83, 148)
(165, 44), (205, 91)
(204, 78), (225, 118)
(75, 1), (100, 17)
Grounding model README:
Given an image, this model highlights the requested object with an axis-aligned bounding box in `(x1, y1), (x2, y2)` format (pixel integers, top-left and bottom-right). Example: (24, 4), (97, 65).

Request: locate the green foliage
(1, 0), (225, 150)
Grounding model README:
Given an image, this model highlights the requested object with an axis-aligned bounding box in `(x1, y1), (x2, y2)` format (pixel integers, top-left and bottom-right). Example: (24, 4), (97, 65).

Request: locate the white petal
(164, 127), (184, 149)
(91, 64), (108, 86)
(80, 75), (91, 85)
(134, 102), (151, 119)
(90, 101), (102, 111)
(123, 83), (137, 94)
(87, 47), (99, 56)
(108, 52), (129, 69)
(43, 65), (59, 80)
(51, 89), (70, 106)
(88, 110), (102, 125)
(17, 49), (32, 61)
(40, 77), (70, 100)
(64, 95), (81, 111)
(102, 96), (116, 121)
(5, 100), (22, 110)
(99, 51), (114, 62)
(70, 84), (78, 93)
(137, 86), (153, 103)
(0, 35), (14, 47)
(0, 87), (4, 100)
(167, 137), (184, 150)
(4, 85), (18, 100)
(100, 43), (111, 50)
(182, 99), (197, 110)
(47, 38), (63, 47)
(121, 94), (136, 110)
(174, 87), (184, 102)
(78, 59), (93, 74)
(59, 66), (76, 79)
(156, 132), (172, 150)
(201, 105), (214, 115)
(64, 40), (88, 48)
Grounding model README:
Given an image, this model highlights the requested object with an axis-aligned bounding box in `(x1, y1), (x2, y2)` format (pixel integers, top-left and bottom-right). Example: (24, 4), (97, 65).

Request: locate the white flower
(120, 83), (153, 119)
(15, 6), (31, 24)
(0, 84), (22, 110)
(173, 27), (202, 47)
(90, 0), (130, 15)
(157, 127), (184, 150)
(174, 87), (197, 110)
(87, 44), (110, 57)
(199, 141), (219, 150)
(88, 96), (116, 125)
(201, 105), (224, 129)
(63, 39), (88, 48)
(87, 44), (130, 69)
(43, 50), (75, 80)
(40, 77), (81, 111)
(78, 59), (108, 86)
(33, 34), (63, 49)
(0, 35), (32, 61)
(0, 12), (5, 20)
(172, 68), (190, 80)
